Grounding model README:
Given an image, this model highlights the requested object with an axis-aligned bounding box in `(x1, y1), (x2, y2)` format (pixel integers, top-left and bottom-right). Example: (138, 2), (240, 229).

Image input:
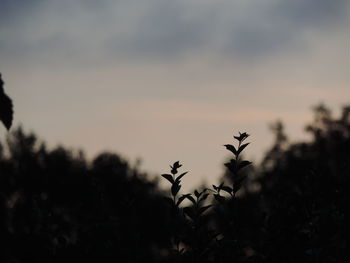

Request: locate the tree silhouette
(234, 103), (349, 262)
(0, 99), (348, 262)
(0, 73), (14, 130)
(0, 127), (172, 263)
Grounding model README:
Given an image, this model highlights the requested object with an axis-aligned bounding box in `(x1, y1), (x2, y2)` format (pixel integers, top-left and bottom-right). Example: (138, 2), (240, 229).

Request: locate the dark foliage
(0, 127), (171, 263)
(225, 104), (349, 263)
(0, 102), (348, 263)
(253, 104), (349, 262)
(0, 73), (14, 130)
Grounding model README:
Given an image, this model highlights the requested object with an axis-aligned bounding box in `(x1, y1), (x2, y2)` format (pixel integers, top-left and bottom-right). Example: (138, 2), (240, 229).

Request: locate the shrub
(161, 132), (253, 263)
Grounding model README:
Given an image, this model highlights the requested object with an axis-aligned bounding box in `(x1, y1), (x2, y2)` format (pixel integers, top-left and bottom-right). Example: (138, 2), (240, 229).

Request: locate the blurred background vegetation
(0, 103), (348, 262)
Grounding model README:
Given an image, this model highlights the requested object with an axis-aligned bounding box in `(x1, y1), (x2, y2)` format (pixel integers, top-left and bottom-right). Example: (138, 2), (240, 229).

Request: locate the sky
(1, 0), (350, 190)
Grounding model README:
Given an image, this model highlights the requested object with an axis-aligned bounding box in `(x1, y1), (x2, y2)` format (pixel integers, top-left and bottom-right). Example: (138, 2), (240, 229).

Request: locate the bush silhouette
(252, 104), (348, 262)
(159, 132), (252, 263)
(0, 94), (348, 262)
(0, 126), (173, 262)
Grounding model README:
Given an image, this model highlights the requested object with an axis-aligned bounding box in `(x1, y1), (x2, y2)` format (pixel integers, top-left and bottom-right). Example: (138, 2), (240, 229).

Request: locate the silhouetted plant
(161, 132), (252, 263)
(235, 103), (349, 263)
(1, 101), (348, 263)
(0, 73), (14, 130)
(0, 126), (172, 263)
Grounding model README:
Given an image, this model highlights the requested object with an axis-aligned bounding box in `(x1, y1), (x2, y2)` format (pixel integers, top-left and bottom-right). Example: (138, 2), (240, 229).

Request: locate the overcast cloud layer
(2, 0), (349, 64)
(1, 0), (350, 190)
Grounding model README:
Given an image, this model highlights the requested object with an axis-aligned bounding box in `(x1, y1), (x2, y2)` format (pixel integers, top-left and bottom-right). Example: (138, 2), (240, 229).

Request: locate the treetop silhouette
(0, 73), (14, 130)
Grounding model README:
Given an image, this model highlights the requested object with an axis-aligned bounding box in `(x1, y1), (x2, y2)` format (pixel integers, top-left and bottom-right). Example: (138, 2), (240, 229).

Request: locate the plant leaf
(175, 171), (188, 183)
(237, 143), (249, 155)
(161, 174), (174, 184)
(234, 132), (249, 142)
(176, 195), (187, 206)
(171, 182), (181, 196)
(214, 194), (225, 204)
(223, 144), (237, 155)
(198, 193), (209, 203)
(238, 160), (252, 170)
(194, 190), (201, 198)
(224, 159), (237, 173)
(173, 161), (182, 169)
(185, 194), (196, 204)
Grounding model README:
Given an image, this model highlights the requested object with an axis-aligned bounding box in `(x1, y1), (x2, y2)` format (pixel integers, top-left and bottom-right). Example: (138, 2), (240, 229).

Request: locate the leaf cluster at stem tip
(220, 131), (252, 198)
(159, 131), (253, 258)
(161, 161), (189, 204)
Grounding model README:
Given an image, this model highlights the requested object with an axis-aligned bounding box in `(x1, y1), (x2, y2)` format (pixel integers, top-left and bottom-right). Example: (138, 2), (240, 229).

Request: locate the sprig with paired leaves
(212, 132), (251, 203)
(161, 161), (189, 205)
(160, 132), (253, 261)
(161, 162), (212, 217)
(161, 162), (216, 260)
(182, 189), (211, 222)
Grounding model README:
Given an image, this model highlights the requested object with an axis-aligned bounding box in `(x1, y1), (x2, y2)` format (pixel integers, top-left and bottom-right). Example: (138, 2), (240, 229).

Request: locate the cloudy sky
(1, 0), (350, 190)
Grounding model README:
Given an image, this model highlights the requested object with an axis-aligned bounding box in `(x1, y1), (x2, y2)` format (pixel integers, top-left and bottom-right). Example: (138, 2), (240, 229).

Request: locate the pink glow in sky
(1, 0), (350, 190)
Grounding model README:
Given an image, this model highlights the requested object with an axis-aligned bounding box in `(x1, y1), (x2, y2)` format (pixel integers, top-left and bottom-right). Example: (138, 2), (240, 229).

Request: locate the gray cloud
(221, 0), (349, 58)
(105, 2), (206, 58)
(0, 0), (45, 25)
(275, 0), (348, 27)
(1, 0), (349, 66)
